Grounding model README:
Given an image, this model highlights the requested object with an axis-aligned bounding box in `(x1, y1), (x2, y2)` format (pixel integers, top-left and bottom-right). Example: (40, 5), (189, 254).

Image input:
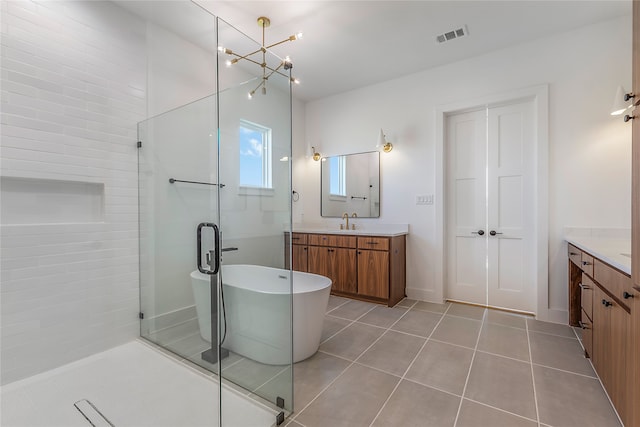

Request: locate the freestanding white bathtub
(191, 265), (331, 365)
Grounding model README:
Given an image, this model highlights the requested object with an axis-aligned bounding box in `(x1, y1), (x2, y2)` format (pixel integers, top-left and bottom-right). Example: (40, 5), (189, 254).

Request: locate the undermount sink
(620, 253), (631, 258)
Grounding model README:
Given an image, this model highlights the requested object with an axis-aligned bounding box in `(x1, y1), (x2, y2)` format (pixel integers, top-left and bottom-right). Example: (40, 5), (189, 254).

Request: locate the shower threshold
(0, 340), (277, 427)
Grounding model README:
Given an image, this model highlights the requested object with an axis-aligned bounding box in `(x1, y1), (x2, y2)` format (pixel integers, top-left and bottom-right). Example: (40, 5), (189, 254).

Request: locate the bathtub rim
(190, 264), (331, 295)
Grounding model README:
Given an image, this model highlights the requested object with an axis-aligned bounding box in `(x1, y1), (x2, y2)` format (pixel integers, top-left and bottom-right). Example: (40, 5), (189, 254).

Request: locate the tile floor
(282, 296), (621, 427)
(0, 297), (624, 427)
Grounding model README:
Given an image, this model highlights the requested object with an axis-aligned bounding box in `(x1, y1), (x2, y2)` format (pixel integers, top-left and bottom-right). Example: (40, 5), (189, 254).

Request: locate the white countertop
(293, 223), (409, 237)
(565, 236), (631, 275)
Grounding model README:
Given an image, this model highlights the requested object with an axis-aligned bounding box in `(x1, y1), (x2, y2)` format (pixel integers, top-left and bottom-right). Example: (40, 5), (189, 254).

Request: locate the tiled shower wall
(0, 1), (145, 384)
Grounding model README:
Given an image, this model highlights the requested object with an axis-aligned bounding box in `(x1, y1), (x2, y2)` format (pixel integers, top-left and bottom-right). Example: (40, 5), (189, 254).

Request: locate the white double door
(446, 100), (536, 313)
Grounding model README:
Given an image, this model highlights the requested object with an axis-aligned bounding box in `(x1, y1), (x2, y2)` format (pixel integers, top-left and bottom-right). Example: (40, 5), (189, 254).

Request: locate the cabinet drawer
(291, 233), (307, 245)
(581, 252), (594, 277)
(357, 236), (389, 251)
(568, 244), (582, 267)
(580, 309), (592, 358)
(593, 259), (633, 308)
(308, 234), (357, 248)
(581, 274), (594, 321)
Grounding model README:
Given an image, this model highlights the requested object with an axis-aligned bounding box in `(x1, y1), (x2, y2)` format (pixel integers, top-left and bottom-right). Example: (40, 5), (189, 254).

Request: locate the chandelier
(218, 16), (301, 99)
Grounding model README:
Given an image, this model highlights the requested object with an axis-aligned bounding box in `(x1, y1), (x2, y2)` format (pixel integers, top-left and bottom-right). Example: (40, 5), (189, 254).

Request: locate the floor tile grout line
(582, 353), (625, 427)
(290, 302), (381, 422)
(368, 303), (454, 426)
(530, 362), (598, 379)
(401, 375), (463, 400)
(427, 337), (478, 352)
(319, 304), (379, 344)
(525, 317), (542, 427)
(324, 297), (351, 315)
(452, 307), (486, 427)
(248, 365), (291, 393)
(463, 397), (540, 424)
(293, 299), (421, 424)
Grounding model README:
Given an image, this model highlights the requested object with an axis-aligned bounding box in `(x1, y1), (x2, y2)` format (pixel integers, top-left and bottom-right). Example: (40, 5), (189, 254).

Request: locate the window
(329, 155), (346, 197)
(239, 120), (272, 189)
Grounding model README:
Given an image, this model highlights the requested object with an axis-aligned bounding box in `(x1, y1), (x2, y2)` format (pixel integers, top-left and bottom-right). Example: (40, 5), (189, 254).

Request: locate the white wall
(295, 16), (632, 321)
(0, 1), (145, 384)
(0, 0), (302, 384)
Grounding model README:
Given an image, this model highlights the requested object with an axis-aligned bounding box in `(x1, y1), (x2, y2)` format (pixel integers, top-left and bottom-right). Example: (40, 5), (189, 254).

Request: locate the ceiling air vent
(436, 26), (468, 44)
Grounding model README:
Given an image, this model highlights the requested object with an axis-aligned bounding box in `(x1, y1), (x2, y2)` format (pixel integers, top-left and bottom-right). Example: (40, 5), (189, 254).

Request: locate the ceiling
(118, 1), (631, 102)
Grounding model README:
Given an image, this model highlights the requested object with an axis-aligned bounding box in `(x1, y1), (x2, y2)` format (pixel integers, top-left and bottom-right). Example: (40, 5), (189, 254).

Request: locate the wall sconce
(306, 144), (321, 161)
(377, 128), (393, 153)
(611, 85), (634, 116)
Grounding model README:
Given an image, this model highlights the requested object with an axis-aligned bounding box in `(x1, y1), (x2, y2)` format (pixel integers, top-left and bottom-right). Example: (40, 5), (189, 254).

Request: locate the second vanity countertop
(293, 224), (409, 237)
(566, 236), (631, 275)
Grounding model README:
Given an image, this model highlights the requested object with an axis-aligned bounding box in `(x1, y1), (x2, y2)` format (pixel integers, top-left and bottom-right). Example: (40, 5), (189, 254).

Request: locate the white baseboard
(536, 307), (568, 324)
(145, 305), (197, 335)
(405, 287), (445, 304)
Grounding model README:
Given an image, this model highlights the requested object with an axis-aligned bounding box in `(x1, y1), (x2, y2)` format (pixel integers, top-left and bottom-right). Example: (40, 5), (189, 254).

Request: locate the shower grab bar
(350, 196), (367, 200)
(221, 247), (238, 252)
(169, 178), (225, 188)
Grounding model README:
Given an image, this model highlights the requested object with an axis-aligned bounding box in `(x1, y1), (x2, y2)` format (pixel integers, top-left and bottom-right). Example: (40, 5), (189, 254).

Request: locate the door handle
(489, 230), (503, 236)
(197, 222), (220, 275)
(471, 230), (485, 236)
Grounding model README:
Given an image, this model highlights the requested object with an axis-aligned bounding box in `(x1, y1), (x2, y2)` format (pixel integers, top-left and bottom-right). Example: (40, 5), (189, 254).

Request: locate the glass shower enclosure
(137, 9), (293, 426)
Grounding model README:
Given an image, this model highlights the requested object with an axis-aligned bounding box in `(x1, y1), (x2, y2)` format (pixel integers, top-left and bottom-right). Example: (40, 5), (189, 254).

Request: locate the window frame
(238, 119), (273, 191)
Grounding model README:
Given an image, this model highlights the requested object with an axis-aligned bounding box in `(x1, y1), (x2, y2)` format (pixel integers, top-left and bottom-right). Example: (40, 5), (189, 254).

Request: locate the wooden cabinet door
(308, 246), (356, 294)
(592, 286), (610, 388)
(357, 249), (389, 299)
(292, 245), (308, 272)
(308, 246), (330, 278)
(333, 248), (357, 294)
(609, 300), (630, 425)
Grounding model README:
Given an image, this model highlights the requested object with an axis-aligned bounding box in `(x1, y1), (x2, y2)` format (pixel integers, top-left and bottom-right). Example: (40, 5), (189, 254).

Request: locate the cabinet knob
(582, 261), (591, 266)
(623, 291), (634, 299)
(624, 92), (635, 102)
(569, 252), (579, 256)
(624, 114), (635, 122)
(489, 230), (503, 236)
(602, 299), (612, 307)
(471, 230), (485, 236)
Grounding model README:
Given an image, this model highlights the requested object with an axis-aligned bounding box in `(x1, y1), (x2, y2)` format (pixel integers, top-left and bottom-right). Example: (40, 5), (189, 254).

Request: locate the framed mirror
(321, 151), (380, 218)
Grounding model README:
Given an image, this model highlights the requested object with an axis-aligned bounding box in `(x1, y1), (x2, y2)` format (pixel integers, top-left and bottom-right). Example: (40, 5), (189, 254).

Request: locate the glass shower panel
(138, 94), (219, 366)
(216, 18), (294, 416)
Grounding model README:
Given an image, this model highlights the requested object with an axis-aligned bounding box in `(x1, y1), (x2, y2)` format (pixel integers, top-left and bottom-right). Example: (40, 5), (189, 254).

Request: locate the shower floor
(147, 319), (293, 408)
(0, 340), (277, 427)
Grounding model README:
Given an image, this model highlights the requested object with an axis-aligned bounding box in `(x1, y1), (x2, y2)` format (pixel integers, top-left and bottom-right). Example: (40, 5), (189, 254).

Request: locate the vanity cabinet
(630, 2), (639, 426)
(286, 232), (406, 306)
(568, 245), (634, 426)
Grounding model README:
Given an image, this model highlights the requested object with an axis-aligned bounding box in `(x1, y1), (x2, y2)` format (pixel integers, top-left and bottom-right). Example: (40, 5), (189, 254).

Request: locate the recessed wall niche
(1, 177), (105, 225)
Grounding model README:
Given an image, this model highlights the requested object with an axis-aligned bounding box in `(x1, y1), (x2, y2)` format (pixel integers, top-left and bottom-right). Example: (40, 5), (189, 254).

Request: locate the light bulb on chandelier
(220, 16), (301, 100)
